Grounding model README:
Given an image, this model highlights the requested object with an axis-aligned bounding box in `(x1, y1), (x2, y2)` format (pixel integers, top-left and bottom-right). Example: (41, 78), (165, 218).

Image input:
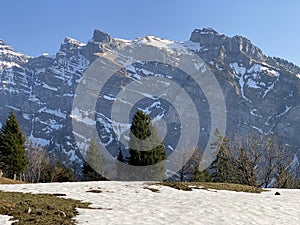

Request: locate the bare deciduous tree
(212, 130), (292, 188)
(25, 141), (50, 183)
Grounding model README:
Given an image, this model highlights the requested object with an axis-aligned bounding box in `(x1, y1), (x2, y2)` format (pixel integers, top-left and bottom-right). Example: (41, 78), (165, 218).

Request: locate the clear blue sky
(1, 0), (300, 66)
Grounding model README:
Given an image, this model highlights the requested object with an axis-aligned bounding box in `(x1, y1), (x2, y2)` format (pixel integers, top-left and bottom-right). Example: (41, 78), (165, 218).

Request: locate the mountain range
(0, 28), (299, 177)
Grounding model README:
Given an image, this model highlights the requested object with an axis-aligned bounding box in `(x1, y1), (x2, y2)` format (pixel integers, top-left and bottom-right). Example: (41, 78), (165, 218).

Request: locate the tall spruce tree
(0, 111), (28, 180)
(128, 110), (167, 180)
(82, 138), (106, 181)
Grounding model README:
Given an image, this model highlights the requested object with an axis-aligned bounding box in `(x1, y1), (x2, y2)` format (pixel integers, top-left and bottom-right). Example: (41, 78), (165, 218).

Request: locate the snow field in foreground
(0, 181), (300, 225)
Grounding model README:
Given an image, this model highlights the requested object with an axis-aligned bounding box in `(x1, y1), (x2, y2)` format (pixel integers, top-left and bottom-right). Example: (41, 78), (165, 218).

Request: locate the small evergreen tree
(211, 130), (239, 183)
(82, 139), (106, 181)
(190, 148), (212, 182)
(192, 167), (212, 182)
(128, 110), (167, 180)
(177, 147), (212, 182)
(0, 111), (28, 180)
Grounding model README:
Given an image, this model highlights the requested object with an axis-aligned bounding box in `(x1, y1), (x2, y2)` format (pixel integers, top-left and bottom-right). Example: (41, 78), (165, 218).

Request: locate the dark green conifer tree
(128, 110), (167, 180)
(0, 111), (28, 180)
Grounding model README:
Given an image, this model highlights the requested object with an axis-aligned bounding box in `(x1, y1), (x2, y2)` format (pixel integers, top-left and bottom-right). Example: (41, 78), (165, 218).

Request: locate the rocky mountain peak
(81, 29), (113, 61)
(230, 35), (264, 60)
(0, 39), (8, 46)
(0, 40), (29, 70)
(93, 29), (112, 42)
(189, 28), (265, 62)
(193, 28), (219, 35)
(0, 40), (18, 53)
(190, 28), (226, 42)
(59, 37), (85, 52)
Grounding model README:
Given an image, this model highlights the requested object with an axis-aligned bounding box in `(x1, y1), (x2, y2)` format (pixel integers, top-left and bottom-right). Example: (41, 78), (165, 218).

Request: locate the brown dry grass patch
(156, 182), (263, 193)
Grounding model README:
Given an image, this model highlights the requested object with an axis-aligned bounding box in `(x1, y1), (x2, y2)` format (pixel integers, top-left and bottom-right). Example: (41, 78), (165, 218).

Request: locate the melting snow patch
(103, 95), (117, 101)
(246, 79), (260, 89)
(250, 125), (264, 134)
(29, 134), (49, 146)
(262, 79), (278, 98)
(48, 119), (63, 130)
(22, 113), (30, 120)
(215, 64), (224, 71)
(278, 105), (292, 117)
(0, 215), (18, 225)
(5, 105), (21, 111)
(82, 117), (96, 126)
(39, 107), (66, 119)
(42, 83), (58, 91)
(71, 107), (96, 126)
(133, 36), (192, 55)
(230, 62), (246, 76)
(250, 109), (262, 117)
(230, 63), (250, 102)
(63, 93), (74, 97)
(28, 95), (42, 104)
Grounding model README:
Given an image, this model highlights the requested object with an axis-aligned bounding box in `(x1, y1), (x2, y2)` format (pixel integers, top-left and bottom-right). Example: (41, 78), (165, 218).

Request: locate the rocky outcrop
(0, 40), (30, 71)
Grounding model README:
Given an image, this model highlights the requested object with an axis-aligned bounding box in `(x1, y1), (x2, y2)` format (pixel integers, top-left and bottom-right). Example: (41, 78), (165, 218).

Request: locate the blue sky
(1, 0), (300, 65)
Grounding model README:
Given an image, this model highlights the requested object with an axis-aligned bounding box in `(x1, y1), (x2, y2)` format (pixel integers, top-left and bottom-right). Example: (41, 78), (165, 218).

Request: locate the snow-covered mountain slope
(0, 28), (300, 176)
(0, 181), (300, 225)
(0, 40), (30, 71)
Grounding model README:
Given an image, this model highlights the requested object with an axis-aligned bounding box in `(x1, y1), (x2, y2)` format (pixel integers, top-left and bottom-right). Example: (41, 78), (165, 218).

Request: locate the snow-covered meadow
(0, 181), (299, 225)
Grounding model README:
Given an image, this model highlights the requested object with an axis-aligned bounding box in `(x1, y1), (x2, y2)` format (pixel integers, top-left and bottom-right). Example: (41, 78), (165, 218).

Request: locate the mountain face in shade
(0, 28), (299, 176)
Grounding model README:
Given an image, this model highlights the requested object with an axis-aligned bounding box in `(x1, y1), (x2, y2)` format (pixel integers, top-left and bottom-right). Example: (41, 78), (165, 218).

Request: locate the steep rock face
(0, 28), (299, 176)
(0, 37), (89, 168)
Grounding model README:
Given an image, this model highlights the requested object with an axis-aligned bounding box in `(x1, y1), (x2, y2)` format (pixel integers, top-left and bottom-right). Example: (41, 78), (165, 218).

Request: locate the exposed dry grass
(144, 187), (160, 193)
(0, 191), (91, 224)
(156, 182), (264, 193)
(0, 177), (25, 184)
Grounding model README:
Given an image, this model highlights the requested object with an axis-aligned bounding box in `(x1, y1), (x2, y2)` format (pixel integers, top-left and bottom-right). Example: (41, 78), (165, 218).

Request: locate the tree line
(85, 110), (300, 187)
(1, 110), (299, 188)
